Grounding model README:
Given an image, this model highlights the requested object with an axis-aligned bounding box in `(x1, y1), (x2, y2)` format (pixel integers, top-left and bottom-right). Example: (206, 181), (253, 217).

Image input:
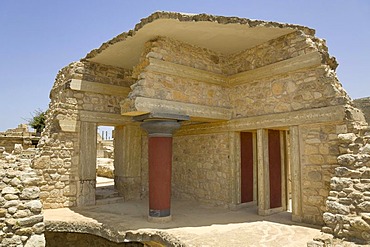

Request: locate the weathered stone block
(32, 156), (50, 169)
(24, 234), (45, 247)
(326, 201), (350, 215)
(337, 154), (356, 166)
(17, 215), (43, 227)
(24, 200), (43, 213)
(1, 187), (20, 194)
(338, 133), (357, 144)
(20, 187), (40, 200)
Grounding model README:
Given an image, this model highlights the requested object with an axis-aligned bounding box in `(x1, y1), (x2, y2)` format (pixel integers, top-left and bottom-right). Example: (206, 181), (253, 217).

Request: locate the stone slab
(69, 79), (131, 97)
(125, 97), (232, 122)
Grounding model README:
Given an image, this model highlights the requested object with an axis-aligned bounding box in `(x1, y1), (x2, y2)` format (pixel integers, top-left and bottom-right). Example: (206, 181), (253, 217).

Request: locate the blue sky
(0, 0), (369, 131)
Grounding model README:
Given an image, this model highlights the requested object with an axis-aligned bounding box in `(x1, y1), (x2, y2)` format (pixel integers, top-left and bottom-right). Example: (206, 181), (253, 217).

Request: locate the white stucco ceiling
(86, 14), (303, 69)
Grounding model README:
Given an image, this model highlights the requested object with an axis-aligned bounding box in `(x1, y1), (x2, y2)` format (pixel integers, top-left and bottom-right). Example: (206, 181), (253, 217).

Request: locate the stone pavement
(44, 199), (325, 247)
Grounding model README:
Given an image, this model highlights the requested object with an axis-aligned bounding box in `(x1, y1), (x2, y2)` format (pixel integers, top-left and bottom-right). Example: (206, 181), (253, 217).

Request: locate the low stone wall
(0, 148), (45, 246)
(322, 127), (370, 244)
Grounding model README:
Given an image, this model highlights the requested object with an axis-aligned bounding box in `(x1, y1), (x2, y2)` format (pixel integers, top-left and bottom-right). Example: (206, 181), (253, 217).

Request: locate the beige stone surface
(44, 199), (321, 247)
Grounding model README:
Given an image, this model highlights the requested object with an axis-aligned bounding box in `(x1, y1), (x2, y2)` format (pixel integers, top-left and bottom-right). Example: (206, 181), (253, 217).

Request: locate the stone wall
(0, 148), (45, 246)
(126, 37), (230, 112)
(354, 97), (370, 124)
(33, 61), (133, 208)
(227, 31), (349, 118)
(299, 123), (346, 224)
(229, 66), (349, 118)
(172, 133), (231, 206)
(224, 31), (336, 74)
(322, 127), (370, 243)
(144, 36), (224, 74)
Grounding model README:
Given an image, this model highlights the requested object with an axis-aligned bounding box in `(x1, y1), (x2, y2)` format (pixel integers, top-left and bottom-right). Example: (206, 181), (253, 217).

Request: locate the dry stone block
(326, 201), (350, 215)
(32, 156), (50, 169)
(24, 234), (45, 247)
(337, 154), (356, 166)
(20, 187), (40, 200)
(338, 133), (357, 144)
(1, 187), (20, 194)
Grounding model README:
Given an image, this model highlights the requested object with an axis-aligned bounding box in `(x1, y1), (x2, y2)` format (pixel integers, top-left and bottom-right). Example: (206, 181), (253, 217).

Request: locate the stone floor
(44, 196), (327, 246)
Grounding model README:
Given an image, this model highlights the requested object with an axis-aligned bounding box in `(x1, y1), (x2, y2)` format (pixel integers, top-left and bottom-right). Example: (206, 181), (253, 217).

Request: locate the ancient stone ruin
(1, 11), (369, 246)
(0, 124), (39, 153)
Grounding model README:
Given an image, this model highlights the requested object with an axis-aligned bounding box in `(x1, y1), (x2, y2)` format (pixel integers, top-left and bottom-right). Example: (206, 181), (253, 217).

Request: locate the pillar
(77, 121), (97, 206)
(141, 120), (181, 222)
(290, 126), (302, 222)
(114, 124), (142, 200)
(257, 129), (270, 215)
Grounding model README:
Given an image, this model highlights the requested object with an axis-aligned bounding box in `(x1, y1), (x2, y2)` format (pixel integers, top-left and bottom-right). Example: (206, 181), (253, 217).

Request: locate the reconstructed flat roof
(85, 11), (315, 69)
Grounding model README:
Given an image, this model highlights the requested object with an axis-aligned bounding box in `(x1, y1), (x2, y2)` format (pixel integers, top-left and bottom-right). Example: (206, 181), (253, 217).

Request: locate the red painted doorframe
(268, 130), (282, 209)
(240, 132), (254, 203)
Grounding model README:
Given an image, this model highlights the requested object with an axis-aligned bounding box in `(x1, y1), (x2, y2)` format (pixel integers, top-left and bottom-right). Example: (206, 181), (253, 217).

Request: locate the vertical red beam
(240, 132), (254, 203)
(148, 137), (172, 217)
(141, 120), (181, 222)
(268, 130), (282, 209)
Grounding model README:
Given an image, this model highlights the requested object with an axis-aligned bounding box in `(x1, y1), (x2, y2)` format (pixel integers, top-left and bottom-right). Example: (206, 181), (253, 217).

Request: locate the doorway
(240, 129), (291, 214)
(95, 125), (121, 204)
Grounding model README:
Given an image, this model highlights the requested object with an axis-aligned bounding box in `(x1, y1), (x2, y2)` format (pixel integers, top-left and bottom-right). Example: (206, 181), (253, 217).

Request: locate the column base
(148, 215), (172, 223)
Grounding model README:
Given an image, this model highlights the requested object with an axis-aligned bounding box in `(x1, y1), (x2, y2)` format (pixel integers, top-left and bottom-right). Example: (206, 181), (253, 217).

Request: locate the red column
(148, 137), (172, 218)
(141, 120), (180, 222)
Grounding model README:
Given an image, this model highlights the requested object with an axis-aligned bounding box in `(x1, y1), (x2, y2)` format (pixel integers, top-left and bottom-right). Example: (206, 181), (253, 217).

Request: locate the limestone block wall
(126, 37), (230, 111)
(0, 154), (45, 246)
(34, 83), (80, 208)
(172, 133), (231, 206)
(322, 127), (370, 243)
(132, 71), (230, 108)
(224, 31), (320, 74)
(299, 123), (346, 224)
(227, 32), (349, 118)
(144, 36), (224, 74)
(33, 61), (133, 208)
(229, 67), (349, 118)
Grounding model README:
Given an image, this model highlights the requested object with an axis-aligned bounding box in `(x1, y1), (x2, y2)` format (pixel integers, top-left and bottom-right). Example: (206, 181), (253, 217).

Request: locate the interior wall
(172, 132), (231, 206)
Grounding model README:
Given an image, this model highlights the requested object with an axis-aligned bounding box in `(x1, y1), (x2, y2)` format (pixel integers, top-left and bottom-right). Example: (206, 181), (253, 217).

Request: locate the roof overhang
(84, 12), (315, 69)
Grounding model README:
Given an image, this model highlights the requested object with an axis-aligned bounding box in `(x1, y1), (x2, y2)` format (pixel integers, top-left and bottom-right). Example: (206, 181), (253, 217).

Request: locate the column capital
(141, 120), (181, 137)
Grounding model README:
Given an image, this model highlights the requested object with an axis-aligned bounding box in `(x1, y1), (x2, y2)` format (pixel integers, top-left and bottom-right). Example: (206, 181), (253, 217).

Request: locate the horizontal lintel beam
(69, 79), (131, 97)
(122, 97), (232, 122)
